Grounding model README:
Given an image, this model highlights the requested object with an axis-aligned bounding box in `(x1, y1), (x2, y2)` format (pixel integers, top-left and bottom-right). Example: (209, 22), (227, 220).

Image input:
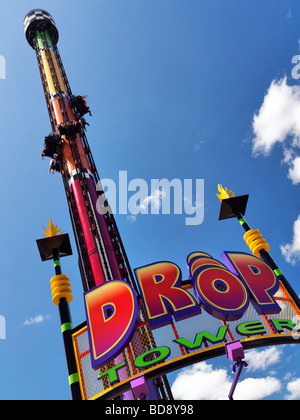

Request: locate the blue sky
(1, 0), (300, 400)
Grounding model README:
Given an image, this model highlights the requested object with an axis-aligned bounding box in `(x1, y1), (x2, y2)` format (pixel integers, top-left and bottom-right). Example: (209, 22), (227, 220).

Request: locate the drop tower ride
(24, 9), (172, 400)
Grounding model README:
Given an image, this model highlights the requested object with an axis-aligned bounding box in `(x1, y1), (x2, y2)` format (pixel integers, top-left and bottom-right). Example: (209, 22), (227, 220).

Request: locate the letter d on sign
(84, 280), (139, 370)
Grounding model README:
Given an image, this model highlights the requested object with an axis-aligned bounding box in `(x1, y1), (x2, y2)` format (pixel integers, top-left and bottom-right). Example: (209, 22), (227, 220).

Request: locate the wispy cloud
(194, 140), (204, 151)
(287, 8), (293, 20)
(127, 214), (137, 223)
(139, 189), (166, 212)
(24, 314), (51, 326)
(128, 189), (166, 220)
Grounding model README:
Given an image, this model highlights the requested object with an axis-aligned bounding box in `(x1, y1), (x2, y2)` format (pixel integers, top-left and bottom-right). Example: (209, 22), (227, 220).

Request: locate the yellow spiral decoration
(243, 229), (270, 257)
(50, 274), (73, 306)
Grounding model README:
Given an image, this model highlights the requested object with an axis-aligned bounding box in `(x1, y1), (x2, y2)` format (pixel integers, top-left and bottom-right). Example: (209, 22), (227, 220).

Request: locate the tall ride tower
(24, 9), (172, 400)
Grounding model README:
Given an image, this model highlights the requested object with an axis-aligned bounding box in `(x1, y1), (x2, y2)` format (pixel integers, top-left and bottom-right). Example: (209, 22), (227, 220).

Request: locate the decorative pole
(36, 220), (82, 400)
(216, 185), (300, 313)
(225, 340), (248, 400)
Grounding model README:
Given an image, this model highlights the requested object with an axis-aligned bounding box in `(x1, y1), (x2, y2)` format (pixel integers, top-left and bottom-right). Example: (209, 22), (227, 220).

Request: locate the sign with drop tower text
(71, 250), (300, 400)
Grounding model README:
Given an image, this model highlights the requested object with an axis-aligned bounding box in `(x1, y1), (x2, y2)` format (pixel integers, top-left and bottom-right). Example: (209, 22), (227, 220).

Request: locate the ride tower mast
(24, 9), (173, 401)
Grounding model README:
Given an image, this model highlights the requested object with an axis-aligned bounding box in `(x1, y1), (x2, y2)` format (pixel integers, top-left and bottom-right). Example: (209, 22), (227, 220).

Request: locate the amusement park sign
(84, 250), (282, 371)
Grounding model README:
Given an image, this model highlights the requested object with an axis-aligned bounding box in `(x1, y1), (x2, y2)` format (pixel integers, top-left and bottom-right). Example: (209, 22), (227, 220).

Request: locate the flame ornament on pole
(43, 219), (65, 238)
(217, 185), (249, 221)
(216, 184), (236, 202)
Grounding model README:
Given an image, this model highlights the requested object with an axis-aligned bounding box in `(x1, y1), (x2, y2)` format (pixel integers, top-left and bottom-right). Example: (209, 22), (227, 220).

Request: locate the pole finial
(43, 219), (65, 238)
(216, 184), (236, 203)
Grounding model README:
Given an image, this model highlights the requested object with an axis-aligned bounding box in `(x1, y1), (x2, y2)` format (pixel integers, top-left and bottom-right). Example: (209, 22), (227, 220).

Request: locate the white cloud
(245, 347), (282, 371)
(281, 214), (300, 264)
(234, 377), (281, 400)
(172, 362), (229, 400)
(288, 156), (300, 184)
(24, 314), (50, 326)
(171, 362), (281, 400)
(251, 76), (300, 186)
(286, 378), (300, 400)
(252, 76), (300, 158)
(251, 76), (300, 264)
(172, 362), (231, 400)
